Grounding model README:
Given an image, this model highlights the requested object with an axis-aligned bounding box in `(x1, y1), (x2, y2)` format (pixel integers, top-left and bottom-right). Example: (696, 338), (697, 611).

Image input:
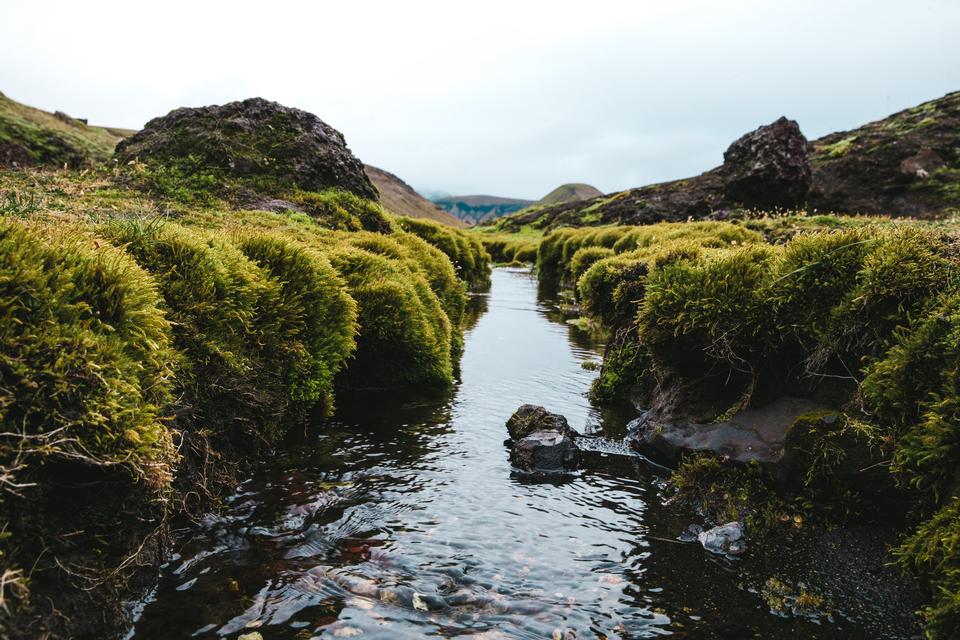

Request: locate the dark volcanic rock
(505, 405), (581, 471)
(721, 116), (811, 208)
(506, 404), (578, 440)
(510, 429), (580, 471)
(115, 97), (377, 199)
(629, 397), (834, 466)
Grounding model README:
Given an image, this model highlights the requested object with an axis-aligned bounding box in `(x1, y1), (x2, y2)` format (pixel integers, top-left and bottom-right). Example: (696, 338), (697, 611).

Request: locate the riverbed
(128, 268), (918, 639)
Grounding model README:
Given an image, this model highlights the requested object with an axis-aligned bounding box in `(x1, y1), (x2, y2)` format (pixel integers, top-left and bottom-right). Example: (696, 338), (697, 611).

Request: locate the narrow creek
(128, 268), (912, 640)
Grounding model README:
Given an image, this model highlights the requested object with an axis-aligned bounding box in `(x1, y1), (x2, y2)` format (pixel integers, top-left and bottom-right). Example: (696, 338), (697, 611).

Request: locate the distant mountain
(434, 195), (535, 225)
(364, 165), (465, 227)
(533, 183), (603, 207)
(0, 90), (126, 167)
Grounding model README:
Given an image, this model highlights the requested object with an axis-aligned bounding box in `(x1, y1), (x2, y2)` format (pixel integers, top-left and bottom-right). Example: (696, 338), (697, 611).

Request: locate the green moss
(288, 189), (393, 233)
(395, 216), (491, 291)
(233, 232), (358, 417)
(125, 156), (224, 206)
(762, 577), (830, 619)
(639, 244), (780, 377)
(0, 93), (120, 168)
(101, 220), (293, 441)
(0, 219), (176, 485)
(479, 233), (539, 265)
(896, 498), (960, 638)
(568, 246), (615, 284)
(769, 228), (872, 345)
(862, 291), (960, 436)
(818, 135), (858, 159)
(670, 455), (794, 532)
(589, 329), (651, 404)
(577, 254), (649, 327)
(328, 245), (454, 390)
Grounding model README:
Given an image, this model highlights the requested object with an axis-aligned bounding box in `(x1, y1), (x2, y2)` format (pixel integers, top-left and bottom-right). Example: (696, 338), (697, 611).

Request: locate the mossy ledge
(535, 217), (960, 637)
(0, 98), (489, 639)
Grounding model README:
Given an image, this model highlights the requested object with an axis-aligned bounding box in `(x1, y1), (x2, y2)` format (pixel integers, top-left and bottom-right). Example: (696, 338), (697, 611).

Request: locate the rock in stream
(506, 405), (581, 472)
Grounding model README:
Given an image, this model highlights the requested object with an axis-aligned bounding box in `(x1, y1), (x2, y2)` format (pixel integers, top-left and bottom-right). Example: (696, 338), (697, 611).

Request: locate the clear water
(129, 268), (915, 640)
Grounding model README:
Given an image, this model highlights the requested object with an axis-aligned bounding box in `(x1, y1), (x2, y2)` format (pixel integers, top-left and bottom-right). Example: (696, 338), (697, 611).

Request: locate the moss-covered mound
(0, 218), (177, 484)
(115, 97), (377, 200)
(0, 91), (124, 168)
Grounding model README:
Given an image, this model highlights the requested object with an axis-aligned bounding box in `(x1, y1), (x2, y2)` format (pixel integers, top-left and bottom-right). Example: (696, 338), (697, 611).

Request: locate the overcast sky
(2, 1), (958, 199)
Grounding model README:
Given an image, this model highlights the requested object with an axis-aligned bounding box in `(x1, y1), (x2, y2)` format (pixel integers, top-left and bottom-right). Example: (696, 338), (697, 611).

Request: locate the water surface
(130, 268), (913, 639)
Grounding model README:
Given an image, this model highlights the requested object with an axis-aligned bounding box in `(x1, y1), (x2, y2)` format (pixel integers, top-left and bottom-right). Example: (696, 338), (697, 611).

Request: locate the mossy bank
(535, 217), (960, 637)
(0, 98), (489, 639)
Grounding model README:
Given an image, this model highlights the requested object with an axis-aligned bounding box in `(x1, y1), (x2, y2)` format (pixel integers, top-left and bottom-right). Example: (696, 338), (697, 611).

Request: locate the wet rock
(510, 429), (580, 472)
(629, 397), (835, 466)
(506, 405), (578, 440)
(697, 522), (746, 557)
(506, 405), (582, 472)
(115, 97), (378, 199)
(721, 116), (812, 208)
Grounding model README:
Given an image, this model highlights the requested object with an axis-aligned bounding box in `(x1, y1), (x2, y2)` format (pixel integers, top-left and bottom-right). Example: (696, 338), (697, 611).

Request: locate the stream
(128, 268), (917, 640)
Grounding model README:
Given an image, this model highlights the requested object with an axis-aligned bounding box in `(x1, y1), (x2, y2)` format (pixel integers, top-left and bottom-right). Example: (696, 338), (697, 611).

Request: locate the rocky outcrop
(499, 117), (812, 231)
(498, 90), (960, 231)
(116, 97), (377, 199)
(506, 404), (577, 440)
(721, 116), (811, 208)
(505, 405), (580, 471)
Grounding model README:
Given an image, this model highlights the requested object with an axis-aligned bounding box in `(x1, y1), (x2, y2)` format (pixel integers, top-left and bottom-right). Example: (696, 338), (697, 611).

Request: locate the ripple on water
(128, 269), (909, 640)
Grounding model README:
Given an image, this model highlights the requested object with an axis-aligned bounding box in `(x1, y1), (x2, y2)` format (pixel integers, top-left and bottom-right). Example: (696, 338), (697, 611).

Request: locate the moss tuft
(233, 231), (358, 417)
(0, 218), (176, 485)
(395, 216), (491, 291)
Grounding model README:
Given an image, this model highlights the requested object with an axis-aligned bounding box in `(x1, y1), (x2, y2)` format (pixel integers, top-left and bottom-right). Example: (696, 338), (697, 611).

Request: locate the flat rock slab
(631, 396), (835, 465)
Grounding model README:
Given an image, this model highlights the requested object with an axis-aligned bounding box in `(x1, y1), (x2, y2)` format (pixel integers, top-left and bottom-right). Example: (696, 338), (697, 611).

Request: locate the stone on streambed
(697, 522), (747, 557)
(506, 405), (581, 472)
(629, 396), (837, 466)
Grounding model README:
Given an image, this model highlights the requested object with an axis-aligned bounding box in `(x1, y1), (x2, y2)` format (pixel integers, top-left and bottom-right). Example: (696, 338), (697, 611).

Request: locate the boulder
(721, 116), (812, 208)
(510, 429), (580, 472)
(505, 405), (581, 472)
(115, 97), (378, 199)
(506, 404), (577, 440)
(629, 397), (835, 466)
